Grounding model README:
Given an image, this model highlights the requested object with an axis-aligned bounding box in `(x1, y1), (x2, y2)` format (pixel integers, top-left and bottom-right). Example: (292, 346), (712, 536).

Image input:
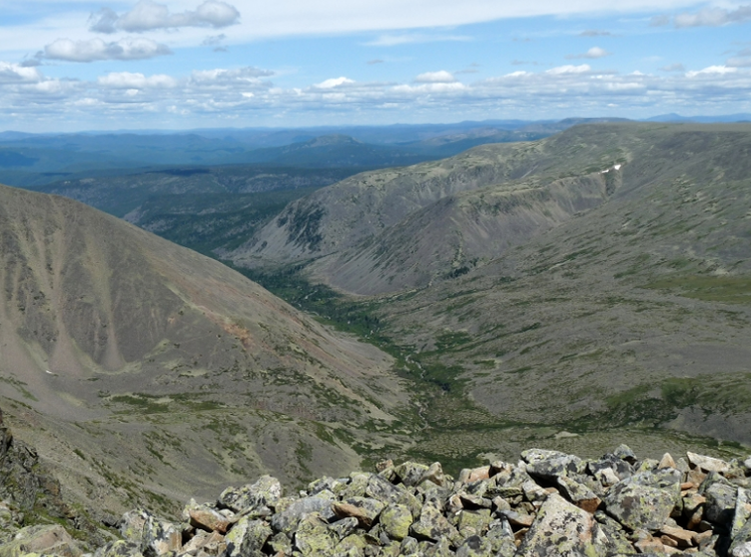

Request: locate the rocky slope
(0, 183), (410, 515)
(7, 427), (751, 556)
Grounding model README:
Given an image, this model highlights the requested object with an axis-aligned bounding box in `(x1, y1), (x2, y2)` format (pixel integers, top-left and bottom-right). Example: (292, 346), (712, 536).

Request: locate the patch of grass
(645, 274), (751, 303)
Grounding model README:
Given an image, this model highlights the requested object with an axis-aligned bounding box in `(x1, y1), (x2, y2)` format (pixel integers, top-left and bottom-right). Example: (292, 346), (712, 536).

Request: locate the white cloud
(674, 5), (751, 28)
(190, 66), (273, 85)
(566, 47), (611, 59)
(415, 70), (456, 83)
(546, 64), (591, 75)
(314, 77), (355, 88)
(97, 71), (177, 88)
(89, 0), (240, 33)
(0, 62), (42, 83)
(686, 65), (737, 77)
(43, 37), (172, 62)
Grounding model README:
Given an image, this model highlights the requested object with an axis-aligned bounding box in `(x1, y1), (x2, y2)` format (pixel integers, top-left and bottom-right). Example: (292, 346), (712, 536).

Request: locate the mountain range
(2, 120), (751, 532)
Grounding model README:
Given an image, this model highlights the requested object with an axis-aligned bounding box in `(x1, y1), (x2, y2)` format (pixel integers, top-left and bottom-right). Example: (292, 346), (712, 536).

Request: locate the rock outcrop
(0, 416), (115, 554)
(78, 445), (751, 557)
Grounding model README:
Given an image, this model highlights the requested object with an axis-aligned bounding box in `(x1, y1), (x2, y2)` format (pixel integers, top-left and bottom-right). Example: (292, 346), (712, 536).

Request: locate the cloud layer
(3, 61), (750, 129)
(89, 0), (240, 33)
(42, 38), (172, 62)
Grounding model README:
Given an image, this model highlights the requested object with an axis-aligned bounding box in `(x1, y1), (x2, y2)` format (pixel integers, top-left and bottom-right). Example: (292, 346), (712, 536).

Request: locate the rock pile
(80, 445), (751, 557)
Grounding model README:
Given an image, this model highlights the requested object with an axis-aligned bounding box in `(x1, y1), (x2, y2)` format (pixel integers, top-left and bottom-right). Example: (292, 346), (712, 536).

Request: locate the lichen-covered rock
(592, 511), (636, 555)
(141, 514), (181, 556)
(59, 445), (751, 557)
(0, 524), (82, 557)
(516, 493), (597, 556)
(523, 450), (586, 481)
(293, 513), (339, 556)
(119, 509), (150, 546)
(484, 519), (515, 557)
(93, 540), (144, 557)
(454, 508), (492, 539)
(270, 492), (336, 533)
(332, 496), (384, 527)
(455, 534), (493, 557)
(182, 499), (232, 533)
(224, 516), (272, 557)
(603, 468), (681, 531)
(556, 475), (601, 513)
(394, 462), (430, 487)
(409, 503), (460, 544)
(380, 503), (414, 541)
(730, 516), (751, 557)
(701, 472), (738, 526)
(218, 475), (282, 513)
(688, 453), (731, 474)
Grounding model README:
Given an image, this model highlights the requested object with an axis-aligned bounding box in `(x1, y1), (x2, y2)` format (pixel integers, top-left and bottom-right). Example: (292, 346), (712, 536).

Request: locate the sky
(1, 0), (751, 132)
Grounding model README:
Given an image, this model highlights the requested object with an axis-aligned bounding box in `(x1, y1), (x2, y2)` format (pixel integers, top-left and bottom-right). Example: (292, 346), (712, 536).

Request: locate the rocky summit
(5, 429), (751, 557)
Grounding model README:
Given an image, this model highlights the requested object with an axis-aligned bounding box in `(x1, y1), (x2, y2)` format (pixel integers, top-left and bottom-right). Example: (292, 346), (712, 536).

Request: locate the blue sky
(1, 0), (750, 132)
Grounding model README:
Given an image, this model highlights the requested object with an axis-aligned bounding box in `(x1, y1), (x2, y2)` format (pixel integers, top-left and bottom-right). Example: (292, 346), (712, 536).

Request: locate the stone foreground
(6, 445), (751, 556)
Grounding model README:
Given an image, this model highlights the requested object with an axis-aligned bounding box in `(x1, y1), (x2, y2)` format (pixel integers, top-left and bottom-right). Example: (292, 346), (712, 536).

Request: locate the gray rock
(293, 513), (339, 556)
(701, 472), (738, 526)
(523, 450), (586, 481)
(455, 534), (493, 557)
(270, 492), (336, 533)
(603, 468), (681, 531)
(688, 452), (730, 474)
(93, 540), (145, 557)
(613, 444), (638, 464)
(515, 493), (597, 556)
(380, 503), (414, 541)
(731, 516), (751, 557)
(409, 503), (460, 544)
(2, 524), (83, 557)
(394, 462), (430, 487)
(218, 475), (282, 513)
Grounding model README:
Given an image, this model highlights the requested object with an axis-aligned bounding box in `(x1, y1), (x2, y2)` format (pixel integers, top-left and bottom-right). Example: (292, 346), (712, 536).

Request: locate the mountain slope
(353, 123), (751, 461)
(230, 122), (751, 466)
(231, 123), (751, 296)
(0, 183), (409, 515)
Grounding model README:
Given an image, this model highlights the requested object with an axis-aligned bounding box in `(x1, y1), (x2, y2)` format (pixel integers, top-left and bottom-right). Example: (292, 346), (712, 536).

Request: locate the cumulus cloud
(98, 71), (177, 88)
(566, 47), (611, 60)
(686, 65), (737, 77)
(314, 77), (355, 88)
(43, 38), (172, 62)
(546, 64), (591, 75)
(415, 70), (456, 83)
(89, 0), (240, 34)
(0, 62), (42, 83)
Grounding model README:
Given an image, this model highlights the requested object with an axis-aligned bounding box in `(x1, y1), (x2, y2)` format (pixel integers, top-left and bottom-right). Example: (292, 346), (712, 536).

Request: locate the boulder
(218, 475), (282, 514)
(224, 516), (272, 557)
(603, 469), (681, 531)
(515, 493), (597, 556)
